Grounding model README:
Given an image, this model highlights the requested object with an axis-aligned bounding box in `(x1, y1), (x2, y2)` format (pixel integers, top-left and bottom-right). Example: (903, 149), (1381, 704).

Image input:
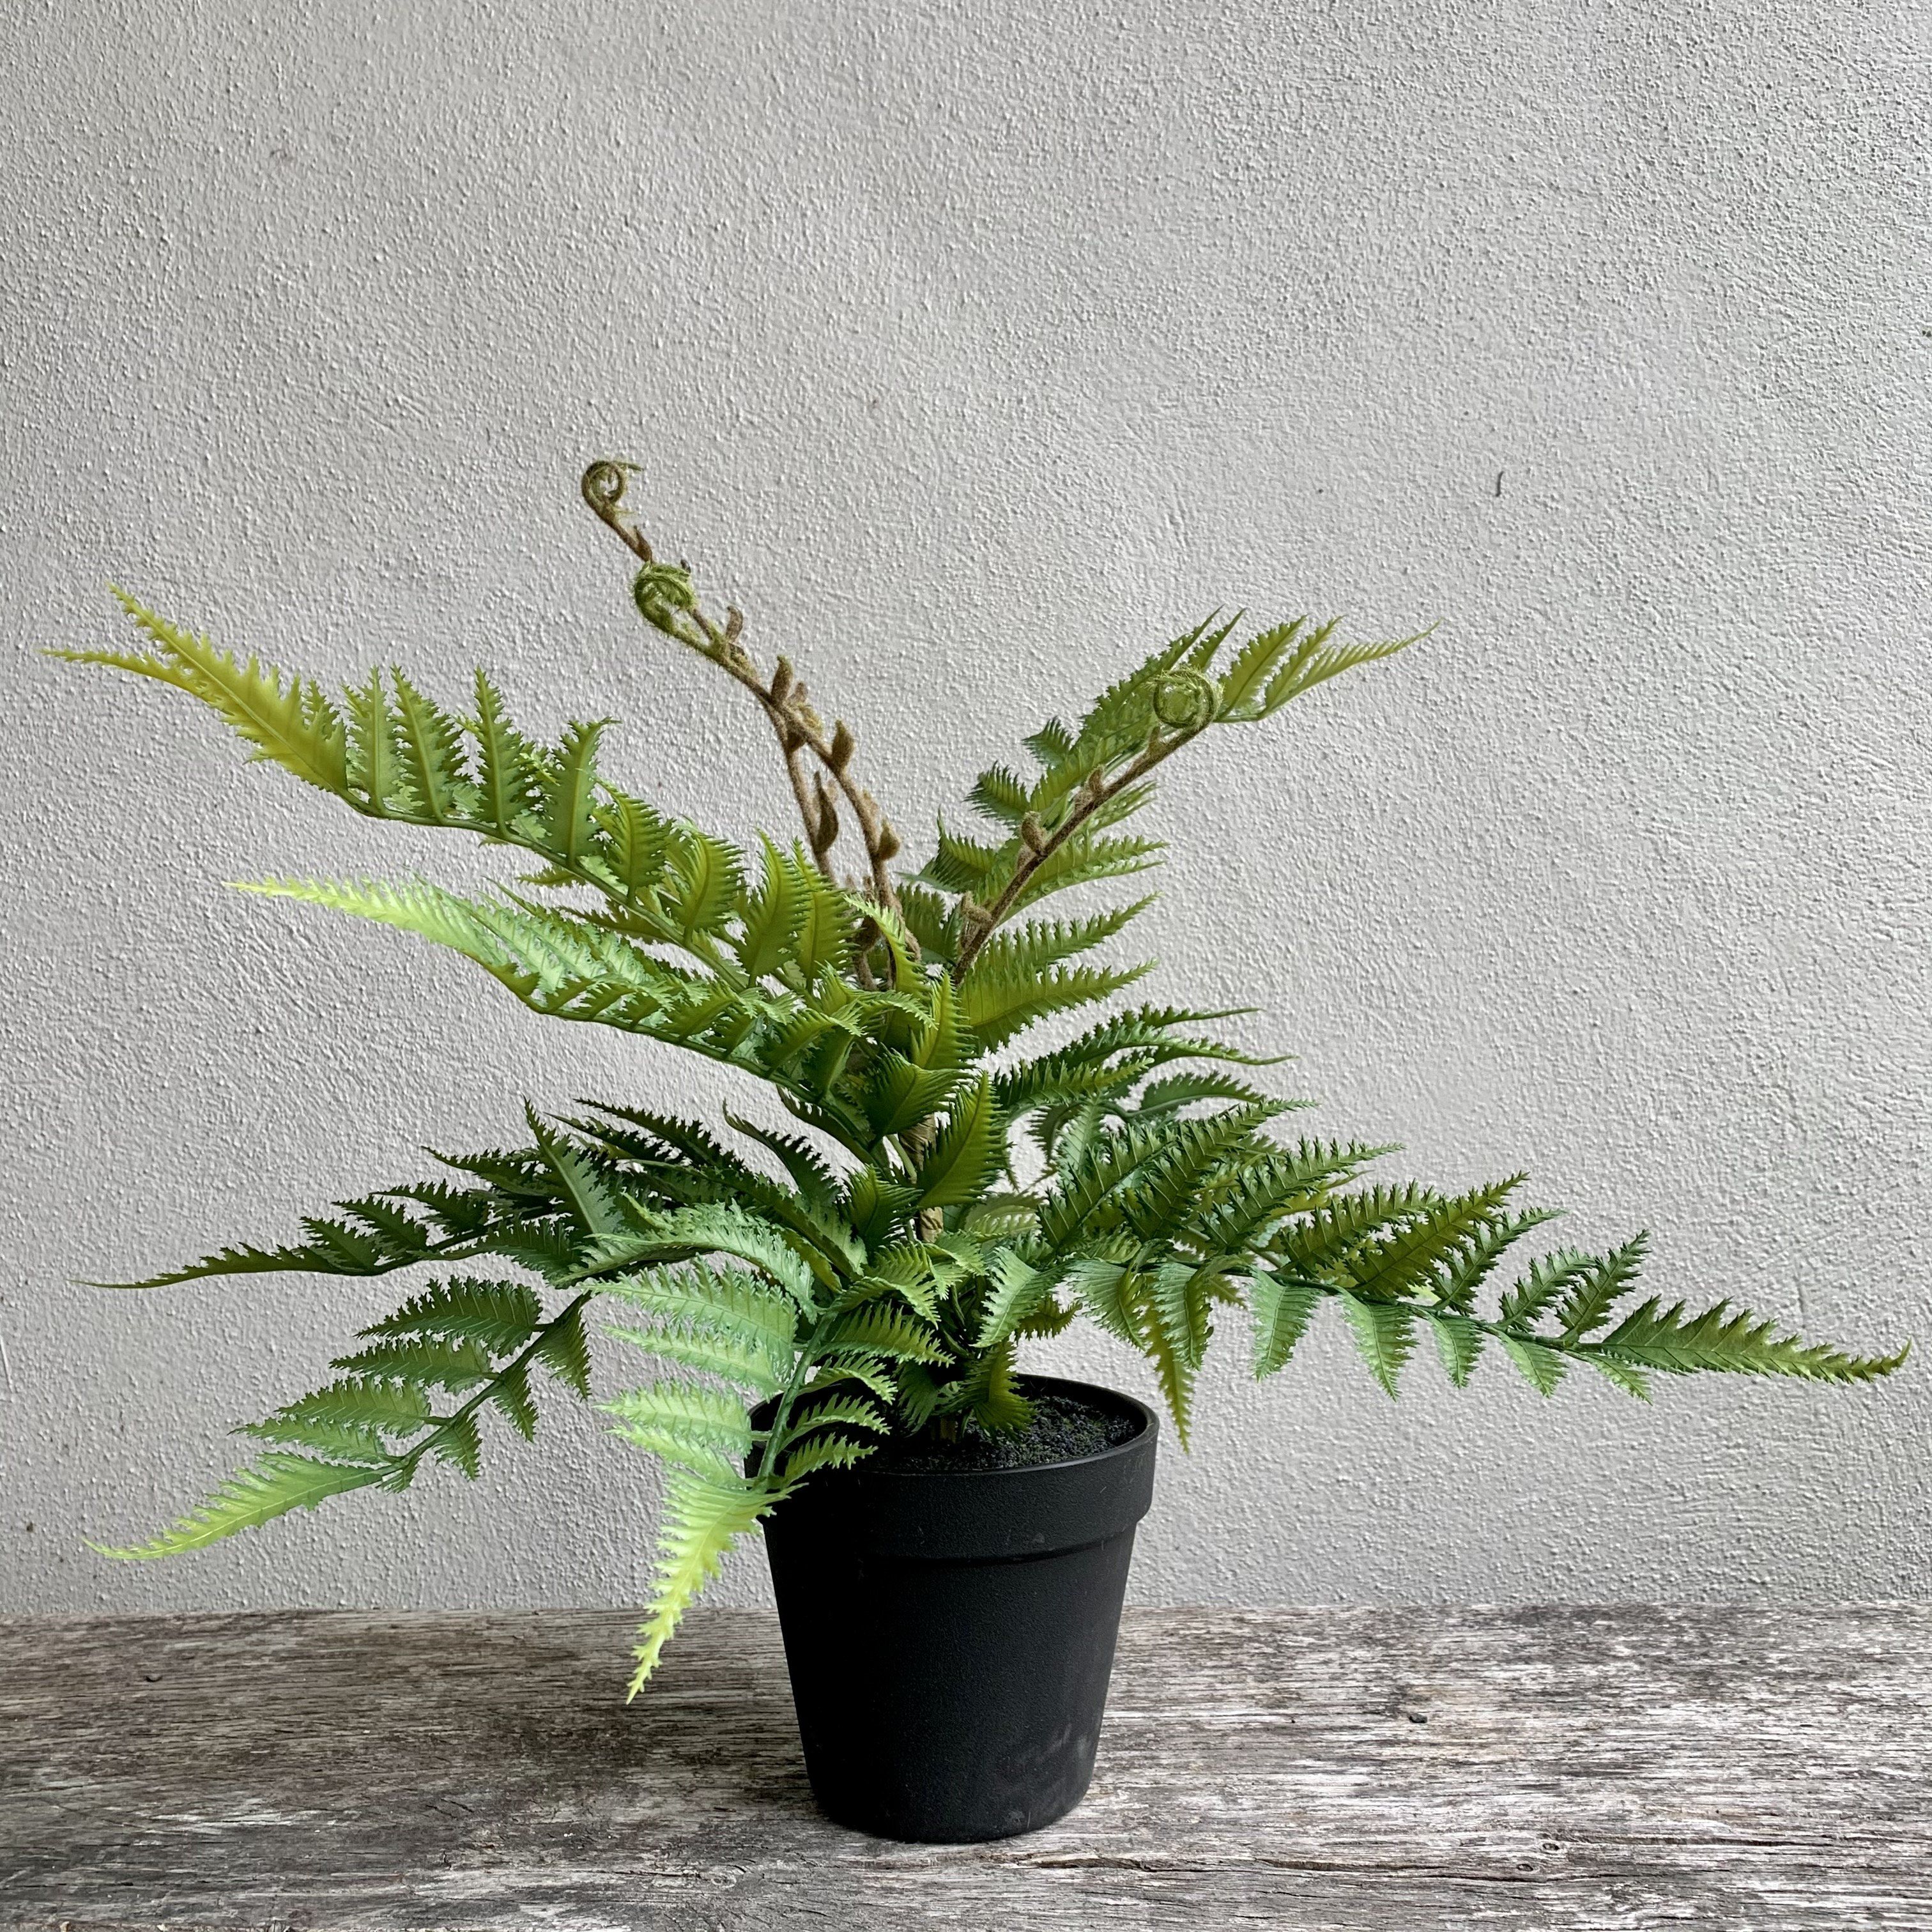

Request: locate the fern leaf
(778, 1434), (877, 1482)
(917, 819), (1005, 894)
(360, 1279), (542, 1354)
(627, 1469), (774, 1694)
(1121, 1105), (1282, 1241)
(88, 593), (351, 795)
(1261, 623), (1425, 714)
(1007, 832), (1165, 914)
(1429, 1311), (1485, 1387)
(1499, 1333), (1568, 1396)
(723, 1113), (843, 1211)
(470, 670), (539, 834)
(666, 826), (744, 947)
(811, 1303), (949, 1365)
(1554, 1234), (1652, 1342)
(974, 1249), (1055, 1349)
(606, 1318), (786, 1392)
(430, 1409), (486, 1476)
(526, 1111), (630, 1238)
(1213, 619), (1306, 719)
(601, 1262), (798, 1354)
(255, 1377), (434, 1436)
(96, 1454), (381, 1558)
(328, 1337), (495, 1389)
(619, 1202), (821, 1310)
(236, 1416), (395, 1463)
(344, 671), (403, 811)
(603, 1381), (755, 1473)
(862, 1050), (962, 1140)
(783, 1391), (889, 1438)
(1499, 1249), (1597, 1328)
(1344, 1176), (1525, 1305)
(967, 762), (1033, 827)
(1432, 1208), (1561, 1314)
(735, 835), (805, 981)
(913, 1075), (1002, 1209)
(390, 670), (472, 824)
(898, 882), (960, 965)
(1146, 1259), (1214, 1440)
(1336, 1292), (1416, 1399)
(1596, 1299), (1906, 1383)
(486, 1358), (540, 1440)
(533, 1300), (594, 1395)
(1583, 1353), (1653, 1400)
(791, 862), (856, 981)
(544, 718), (608, 867)
(961, 900), (1154, 986)
(1134, 1070), (1274, 1116)
(1250, 1271), (1323, 1377)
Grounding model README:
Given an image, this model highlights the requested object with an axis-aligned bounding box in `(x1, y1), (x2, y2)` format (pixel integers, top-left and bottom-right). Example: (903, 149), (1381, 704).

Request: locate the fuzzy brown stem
(579, 461), (905, 929)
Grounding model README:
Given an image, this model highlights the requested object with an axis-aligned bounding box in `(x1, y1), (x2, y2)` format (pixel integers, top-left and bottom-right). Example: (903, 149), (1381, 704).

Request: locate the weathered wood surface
(3, 1605), (1928, 1931)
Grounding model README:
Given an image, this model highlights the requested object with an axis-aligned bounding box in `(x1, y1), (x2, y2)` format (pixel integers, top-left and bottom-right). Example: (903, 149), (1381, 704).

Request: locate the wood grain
(2, 1604), (1927, 1930)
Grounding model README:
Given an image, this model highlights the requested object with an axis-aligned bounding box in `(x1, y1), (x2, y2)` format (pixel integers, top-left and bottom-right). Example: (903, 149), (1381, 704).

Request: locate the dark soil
(870, 1388), (1142, 1474)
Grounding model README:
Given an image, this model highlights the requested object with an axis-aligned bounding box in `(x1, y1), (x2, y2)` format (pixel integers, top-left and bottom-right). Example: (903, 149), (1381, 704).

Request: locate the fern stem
(953, 724), (1202, 980)
(579, 461), (905, 930)
(391, 1288), (597, 1478)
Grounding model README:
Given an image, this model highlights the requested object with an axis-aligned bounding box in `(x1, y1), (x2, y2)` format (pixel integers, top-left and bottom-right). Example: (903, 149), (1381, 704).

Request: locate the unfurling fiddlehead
(579, 461), (905, 930)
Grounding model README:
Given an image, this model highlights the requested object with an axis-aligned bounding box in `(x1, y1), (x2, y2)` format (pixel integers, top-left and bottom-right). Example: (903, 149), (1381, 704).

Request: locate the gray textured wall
(3, 0), (1928, 1618)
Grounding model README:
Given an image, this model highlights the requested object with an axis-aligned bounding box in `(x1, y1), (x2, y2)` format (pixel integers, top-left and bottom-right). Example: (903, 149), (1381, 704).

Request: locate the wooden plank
(2, 1605), (1928, 1930)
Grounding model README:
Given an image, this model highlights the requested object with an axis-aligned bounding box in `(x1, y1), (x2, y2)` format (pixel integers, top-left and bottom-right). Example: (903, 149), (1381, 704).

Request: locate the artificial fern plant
(61, 463), (1904, 1694)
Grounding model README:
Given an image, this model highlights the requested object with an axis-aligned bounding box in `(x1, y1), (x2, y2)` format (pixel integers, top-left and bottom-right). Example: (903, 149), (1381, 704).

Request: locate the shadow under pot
(755, 1374), (1158, 1844)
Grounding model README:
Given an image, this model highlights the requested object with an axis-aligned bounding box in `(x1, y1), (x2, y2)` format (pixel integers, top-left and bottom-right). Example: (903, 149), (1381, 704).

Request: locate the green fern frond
(966, 762), (1034, 827)
(1259, 622), (1429, 715)
(960, 961), (1153, 1052)
(96, 1454), (382, 1559)
(913, 1075), (1002, 1209)
(250, 1377), (434, 1436)
(360, 1279), (543, 1354)
(627, 1468), (774, 1696)
(328, 1337), (496, 1389)
(1342, 1176), (1526, 1305)
(602, 1381), (755, 1473)
(544, 718), (609, 866)
(1499, 1332), (1568, 1396)
(811, 1303), (950, 1365)
(961, 900), (1154, 986)
(1429, 1310), (1485, 1387)
(532, 1300), (594, 1395)
(391, 670), (475, 824)
(1336, 1291), (1417, 1399)
(778, 1434), (877, 1482)
(1250, 1271), (1324, 1377)
(79, 592), (351, 795)
(601, 1261), (799, 1354)
(1593, 1299), (1907, 1383)
(783, 1390), (890, 1438)
(1554, 1234), (1652, 1341)
(974, 1249), (1056, 1349)
(1431, 1208), (1562, 1314)
(604, 1317), (790, 1393)
(1006, 832), (1166, 914)
(470, 670), (540, 834)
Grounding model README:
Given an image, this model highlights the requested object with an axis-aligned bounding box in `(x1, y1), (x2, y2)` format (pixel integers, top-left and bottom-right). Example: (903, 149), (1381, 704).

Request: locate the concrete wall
(4, 0), (1928, 1617)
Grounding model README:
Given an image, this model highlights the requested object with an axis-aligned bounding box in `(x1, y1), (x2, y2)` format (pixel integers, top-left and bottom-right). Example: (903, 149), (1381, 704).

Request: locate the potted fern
(61, 462), (1903, 1843)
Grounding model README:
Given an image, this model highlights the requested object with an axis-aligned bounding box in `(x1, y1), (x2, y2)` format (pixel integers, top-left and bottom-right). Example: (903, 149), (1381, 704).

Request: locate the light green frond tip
(93, 1454), (383, 1558)
(626, 1468), (775, 1698)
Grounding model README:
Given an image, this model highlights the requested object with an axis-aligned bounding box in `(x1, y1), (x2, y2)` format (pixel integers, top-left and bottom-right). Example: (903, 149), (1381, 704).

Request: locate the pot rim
(754, 1372), (1160, 1480)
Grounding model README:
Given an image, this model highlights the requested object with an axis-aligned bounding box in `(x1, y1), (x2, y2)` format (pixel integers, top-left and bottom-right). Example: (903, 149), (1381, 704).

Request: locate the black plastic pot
(758, 1375), (1158, 1843)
